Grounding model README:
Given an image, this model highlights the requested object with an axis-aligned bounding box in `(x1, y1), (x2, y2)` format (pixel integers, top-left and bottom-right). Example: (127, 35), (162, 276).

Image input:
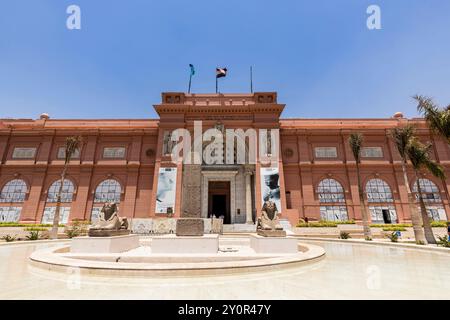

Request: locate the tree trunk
(415, 171), (437, 244)
(356, 162), (372, 239)
(50, 166), (67, 239)
(401, 160), (426, 244)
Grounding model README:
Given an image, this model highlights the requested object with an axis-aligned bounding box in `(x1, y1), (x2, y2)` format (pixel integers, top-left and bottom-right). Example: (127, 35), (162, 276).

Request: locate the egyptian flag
(216, 67), (227, 78)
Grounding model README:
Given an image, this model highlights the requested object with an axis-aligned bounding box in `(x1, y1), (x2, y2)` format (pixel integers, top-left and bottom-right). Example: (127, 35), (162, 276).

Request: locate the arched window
(94, 179), (121, 203)
(317, 178), (348, 221)
(47, 180), (75, 203)
(413, 179), (441, 203)
(0, 179), (27, 203)
(317, 179), (345, 203)
(413, 179), (447, 221)
(366, 179), (393, 203)
(366, 178), (397, 224)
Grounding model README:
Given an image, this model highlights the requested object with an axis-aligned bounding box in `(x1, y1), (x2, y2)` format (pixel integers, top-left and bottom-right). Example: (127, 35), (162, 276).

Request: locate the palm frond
(424, 160), (446, 179)
(414, 95), (450, 141)
(406, 137), (445, 179)
(64, 136), (83, 164)
(348, 133), (363, 163)
(414, 95), (438, 113)
(390, 124), (415, 159)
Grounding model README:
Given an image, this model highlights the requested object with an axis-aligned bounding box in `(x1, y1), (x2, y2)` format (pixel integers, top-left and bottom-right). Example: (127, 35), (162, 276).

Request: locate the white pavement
(0, 238), (449, 299)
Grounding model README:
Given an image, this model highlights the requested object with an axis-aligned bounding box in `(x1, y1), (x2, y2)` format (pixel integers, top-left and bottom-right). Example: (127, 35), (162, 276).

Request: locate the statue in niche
(267, 129), (272, 156)
(214, 122), (224, 134)
(163, 131), (174, 155)
(89, 201), (129, 237)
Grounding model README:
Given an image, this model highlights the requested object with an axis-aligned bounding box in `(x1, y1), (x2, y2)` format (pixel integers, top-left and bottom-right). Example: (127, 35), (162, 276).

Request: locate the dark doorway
(382, 209), (392, 224)
(212, 195), (227, 221)
(208, 181), (231, 224)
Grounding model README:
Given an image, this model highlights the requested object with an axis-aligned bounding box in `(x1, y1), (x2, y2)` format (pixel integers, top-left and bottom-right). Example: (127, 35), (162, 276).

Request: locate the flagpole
(250, 66), (253, 93)
(216, 76), (218, 94)
(188, 64), (194, 94)
(188, 73), (192, 93)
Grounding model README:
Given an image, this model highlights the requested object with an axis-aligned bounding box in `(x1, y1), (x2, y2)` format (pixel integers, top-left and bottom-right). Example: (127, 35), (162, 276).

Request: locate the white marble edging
(28, 242), (325, 276)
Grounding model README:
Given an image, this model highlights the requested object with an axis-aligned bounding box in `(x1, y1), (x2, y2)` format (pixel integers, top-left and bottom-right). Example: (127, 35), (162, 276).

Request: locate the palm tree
(390, 125), (426, 244)
(415, 95), (450, 220)
(414, 95), (450, 143)
(405, 137), (445, 245)
(348, 133), (372, 240)
(50, 136), (83, 239)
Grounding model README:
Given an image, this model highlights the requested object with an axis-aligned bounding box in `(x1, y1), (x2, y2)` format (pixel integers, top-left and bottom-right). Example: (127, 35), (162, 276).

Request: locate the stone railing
(130, 218), (223, 235)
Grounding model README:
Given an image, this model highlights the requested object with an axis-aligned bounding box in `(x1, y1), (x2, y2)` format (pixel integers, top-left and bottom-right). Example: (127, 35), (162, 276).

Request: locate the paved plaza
(0, 238), (448, 300)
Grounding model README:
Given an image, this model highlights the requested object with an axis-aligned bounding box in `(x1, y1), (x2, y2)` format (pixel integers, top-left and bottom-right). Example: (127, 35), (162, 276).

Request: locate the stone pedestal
(151, 234), (219, 254)
(278, 219), (293, 231)
(257, 229), (286, 237)
(70, 235), (140, 253)
(176, 218), (204, 236)
(250, 234), (298, 254)
(88, 229), (130, 237)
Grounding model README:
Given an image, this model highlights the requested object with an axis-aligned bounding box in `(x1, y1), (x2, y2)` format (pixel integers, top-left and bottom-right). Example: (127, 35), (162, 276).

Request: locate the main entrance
(208, 181), (231, 224)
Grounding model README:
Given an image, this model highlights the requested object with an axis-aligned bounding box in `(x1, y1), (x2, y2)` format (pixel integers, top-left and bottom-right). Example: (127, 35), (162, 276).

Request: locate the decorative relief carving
(163, 93), (184, 104)
(181, 164), (202, 218)
(255, 93), (276, 103)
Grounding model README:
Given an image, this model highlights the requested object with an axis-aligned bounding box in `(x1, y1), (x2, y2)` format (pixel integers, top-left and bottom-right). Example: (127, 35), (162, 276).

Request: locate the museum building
(0, 92), (449, 226)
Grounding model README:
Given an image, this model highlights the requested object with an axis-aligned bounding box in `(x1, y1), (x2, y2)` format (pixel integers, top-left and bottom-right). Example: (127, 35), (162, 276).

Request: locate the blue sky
(1, 0), (449, 119)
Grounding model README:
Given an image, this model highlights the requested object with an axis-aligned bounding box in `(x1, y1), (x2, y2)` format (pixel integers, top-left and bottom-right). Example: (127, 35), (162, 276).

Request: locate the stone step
(222, 224), (257, 233)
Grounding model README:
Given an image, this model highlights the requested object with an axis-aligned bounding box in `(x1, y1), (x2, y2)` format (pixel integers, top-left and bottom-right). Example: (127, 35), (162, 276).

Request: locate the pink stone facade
(0, 92), (448, 225)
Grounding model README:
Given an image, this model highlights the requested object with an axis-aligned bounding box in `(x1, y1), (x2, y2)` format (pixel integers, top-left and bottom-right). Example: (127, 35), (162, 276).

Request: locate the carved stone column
(181, 164), (202, 217)
(178, 164), (204, 236)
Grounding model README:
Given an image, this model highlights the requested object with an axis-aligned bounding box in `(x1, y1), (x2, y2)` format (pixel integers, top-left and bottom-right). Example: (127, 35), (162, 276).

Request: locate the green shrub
(26, 231), (41, 241)
(365, 236), (373, 241)
(430, 221), (448, 228)
(370, 222), (447, 228)
(336, 220), (356, 225)
(416, 240), (425, 245)
(296, 221), (338, 228)
(24, 227), (48, 232)
(0, 223), (64, 228)
(436, 236), (450, 248)
(339, 231), (351, 239)
(320, 220), (355, 225)
(382, 227), (407, 232)
(64, 220), (90, 238)
(370, 223), (412, 228)
(1, 234), (17, 242)
(385, 232), (399, 242)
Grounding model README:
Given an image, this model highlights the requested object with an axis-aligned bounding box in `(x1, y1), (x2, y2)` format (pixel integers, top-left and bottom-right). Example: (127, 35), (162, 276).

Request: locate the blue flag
(189, 64), (195, 76)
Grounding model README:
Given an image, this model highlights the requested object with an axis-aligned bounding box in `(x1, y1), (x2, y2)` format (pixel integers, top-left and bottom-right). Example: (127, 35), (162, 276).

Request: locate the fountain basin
(29, 236), (325, 277)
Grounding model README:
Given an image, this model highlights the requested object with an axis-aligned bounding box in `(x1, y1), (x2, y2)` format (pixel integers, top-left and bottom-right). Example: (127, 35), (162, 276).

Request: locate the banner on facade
(155, 167), (177, 214)
(260, 167), (281, 212)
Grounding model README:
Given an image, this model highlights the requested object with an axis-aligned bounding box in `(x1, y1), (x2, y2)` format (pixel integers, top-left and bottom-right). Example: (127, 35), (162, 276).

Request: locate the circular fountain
(30, 204), (324, 276)
(29, 235), (325, 276)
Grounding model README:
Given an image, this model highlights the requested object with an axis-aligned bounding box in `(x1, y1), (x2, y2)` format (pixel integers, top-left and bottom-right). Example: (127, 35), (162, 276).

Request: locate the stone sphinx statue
(89, 201), (129, 237)
(256, 198), (286, 237)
